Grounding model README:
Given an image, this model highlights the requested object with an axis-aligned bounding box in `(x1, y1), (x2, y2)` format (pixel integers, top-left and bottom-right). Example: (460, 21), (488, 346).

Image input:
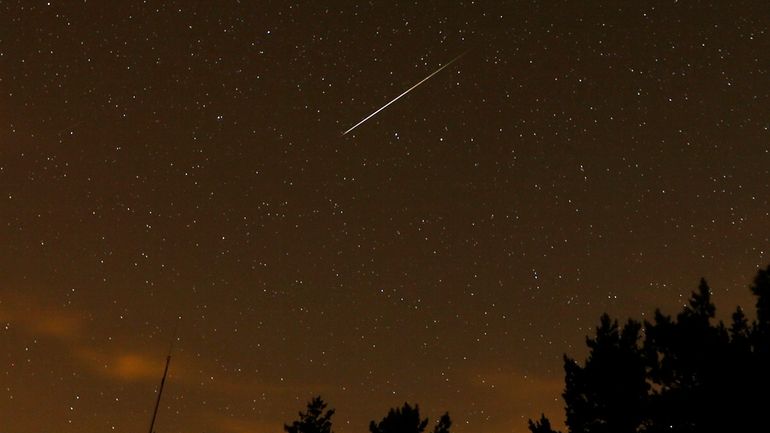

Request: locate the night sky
(2, 1), (769, 433)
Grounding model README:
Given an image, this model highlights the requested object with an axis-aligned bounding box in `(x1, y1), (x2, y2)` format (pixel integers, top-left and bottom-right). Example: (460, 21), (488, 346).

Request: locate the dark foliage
(528, 414), (558, 433)
(433, 412), (452, 433)
(284, 396), (335, 433)
(752, 265), (770, 331)
(370, 403), (451, 433)
(563, 315), (647, 433)
(530, 266), (770, 433)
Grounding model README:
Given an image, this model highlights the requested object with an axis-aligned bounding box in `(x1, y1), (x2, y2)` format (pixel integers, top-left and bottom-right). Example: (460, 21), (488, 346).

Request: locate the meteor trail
(342, 51), (467, 136)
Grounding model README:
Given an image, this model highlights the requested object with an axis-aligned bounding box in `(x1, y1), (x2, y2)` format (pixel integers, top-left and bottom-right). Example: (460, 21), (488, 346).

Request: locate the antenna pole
(148, 321), (178, 433)
(148, 354), (171, 433)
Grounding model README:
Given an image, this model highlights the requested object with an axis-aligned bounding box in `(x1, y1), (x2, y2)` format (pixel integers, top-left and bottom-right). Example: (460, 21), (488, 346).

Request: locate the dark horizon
(2, 1), (769, 433)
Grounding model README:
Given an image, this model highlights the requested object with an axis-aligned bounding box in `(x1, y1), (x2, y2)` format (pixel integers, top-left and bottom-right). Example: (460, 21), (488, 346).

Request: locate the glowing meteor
(342, 52), (467, 136)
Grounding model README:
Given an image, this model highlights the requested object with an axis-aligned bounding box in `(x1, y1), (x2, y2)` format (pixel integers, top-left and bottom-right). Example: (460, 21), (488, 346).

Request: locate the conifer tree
(750, 265), (770, 352)
(433, 412), (452, 433)
(531, 266), (770, 433)
(369, 403), (429, 433)
(562, 314), (647, 433)
(284, 396), (335, 433)
(370, 403), (451, 433)
(527, 414), (559, 433)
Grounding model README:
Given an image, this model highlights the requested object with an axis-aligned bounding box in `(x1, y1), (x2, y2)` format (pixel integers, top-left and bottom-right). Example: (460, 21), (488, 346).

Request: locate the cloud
(72, 346), (187, 383)
(0, 292), (178, 383)
(0, 292), (85, 341)
(35, 311), (84, 339)
(114, 353), (164, 380)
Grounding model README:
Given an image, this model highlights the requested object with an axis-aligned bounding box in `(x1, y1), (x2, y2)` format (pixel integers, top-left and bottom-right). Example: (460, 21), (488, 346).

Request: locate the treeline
(530, 265), (770, 433)
(284, 265), (770, 433)
(285, 397), (450, 433)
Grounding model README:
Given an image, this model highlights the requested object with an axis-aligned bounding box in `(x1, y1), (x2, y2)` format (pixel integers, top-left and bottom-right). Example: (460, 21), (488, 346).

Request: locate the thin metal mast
(147, 323), (178, 433)
(147, 353), (171, 433)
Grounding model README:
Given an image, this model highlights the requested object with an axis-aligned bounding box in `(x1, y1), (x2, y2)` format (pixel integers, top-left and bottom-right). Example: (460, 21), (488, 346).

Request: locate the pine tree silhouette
(433, 412), (452, 433)
(562, 314), (647, 433)
(748, 264), (770, 428)
(370, 403), (428, 433)
(530, 266), (770, 433)
(729, 306), (750, 350)
(370, 403), (451, 433)
(644, 279), (725, 432)
(527, 414), (559, 433)
(751, 265), (770, 335)
(284, 396), (335, 433)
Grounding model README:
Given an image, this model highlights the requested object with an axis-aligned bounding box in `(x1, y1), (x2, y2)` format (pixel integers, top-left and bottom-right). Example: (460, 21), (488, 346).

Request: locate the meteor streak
(342, 52), (467, 136)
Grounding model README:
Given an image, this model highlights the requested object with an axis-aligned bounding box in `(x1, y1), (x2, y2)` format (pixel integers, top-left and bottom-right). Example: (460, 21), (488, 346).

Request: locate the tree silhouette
(562, 315), (647, 433)
(530, 265), (770, 433)
(370, 403), (451, 433)
(642, 278), (732, 432)
(729, 306), (750, 350)
(284, 396), (335, 433)
(433, 412), (451, 433)
(528, 414), (559, 433)
(748, 264), (770, 428)
(750, 265), (770, 359)
(751, 264), (770, 334)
